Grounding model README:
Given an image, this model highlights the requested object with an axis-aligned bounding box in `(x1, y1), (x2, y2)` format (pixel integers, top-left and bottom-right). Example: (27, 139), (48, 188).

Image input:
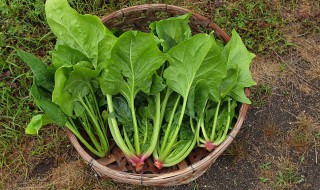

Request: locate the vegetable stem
(159, 95), (181, 154)
(123, 127), (135, 153)
(160, 97), (187, 161)
(78, 95), (108, 151)
(106, 95), (136, 157)
(89, 86), (107, 137)
(66, 121), (105, 157)
(210, 100), (221, 141)
(163, 135), (196, 167)
(160, 88), (172, 123)
(129, 97), (140, 155)
(79, 114), (102, 151)
(214, 98), (232, 145)
(141, 93), (161, 160)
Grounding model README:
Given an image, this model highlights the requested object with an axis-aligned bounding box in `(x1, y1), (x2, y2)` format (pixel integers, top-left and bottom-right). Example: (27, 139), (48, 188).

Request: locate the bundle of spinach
(18, 0), (117, 157)
(21, 0), (255, 171)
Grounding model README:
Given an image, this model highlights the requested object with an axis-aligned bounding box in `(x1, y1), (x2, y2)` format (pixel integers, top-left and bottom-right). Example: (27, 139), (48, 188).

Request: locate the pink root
(135, 161), (144, 171)
(154, 160), (163, 169)
(127, 156), (144, 171)
(205, 141), (216, 151)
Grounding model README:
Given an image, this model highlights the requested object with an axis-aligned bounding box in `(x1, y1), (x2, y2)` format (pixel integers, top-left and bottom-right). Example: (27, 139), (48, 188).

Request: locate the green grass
(213, 0), (289, 53)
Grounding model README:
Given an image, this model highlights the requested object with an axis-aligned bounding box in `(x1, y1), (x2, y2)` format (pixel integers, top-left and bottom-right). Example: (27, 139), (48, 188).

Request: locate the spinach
(99, 30), (167, 170)
(150, 14), (255, 168)
(19, 0), (118, 158)
(21, 0), (256, 170)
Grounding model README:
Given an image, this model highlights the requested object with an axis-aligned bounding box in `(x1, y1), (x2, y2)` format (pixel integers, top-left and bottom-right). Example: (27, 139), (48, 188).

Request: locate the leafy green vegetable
(221, 30), (256, 103)
(25, 114), (53, 135)
(16, 49), (54, 91)
(154, 34), (224, 167)
(100, 30), (166, 170)
(196, 30), (255, 151)
(21, 1), (256, 171)
(150, 12), (192, 52)
(45, 0), (116, 68)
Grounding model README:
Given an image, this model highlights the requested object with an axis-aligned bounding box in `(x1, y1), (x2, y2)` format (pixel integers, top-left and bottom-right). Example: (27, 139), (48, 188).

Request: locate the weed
(274, 167), (304, 189)
(259, 161), (272, 170)
(259, 177), (270, 183)
(251, 83), (272, 107)
(279, 63), (286, 72)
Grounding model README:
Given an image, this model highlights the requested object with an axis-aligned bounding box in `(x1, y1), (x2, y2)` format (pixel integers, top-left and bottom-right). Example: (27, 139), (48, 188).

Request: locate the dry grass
(288, 113), (320, 153)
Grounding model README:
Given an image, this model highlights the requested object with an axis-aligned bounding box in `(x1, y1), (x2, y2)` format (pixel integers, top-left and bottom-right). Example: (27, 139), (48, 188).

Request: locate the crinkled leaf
(113, 96), (133, 127)
(17, 49), (54, 91)
(64, 62), (99, 97)
(187, 87), (195, 117)
(215, 100), (237, 133)
(52, 40), (90, 69)
(45, 0), (116, 68)
(25, 114), (53, 135)
(150, 13), (192, 52)
(150, 74), (166, 95)
(99, 31), (167, 106)
(194, 80), (210, 115)
(187, 80), (210, 118)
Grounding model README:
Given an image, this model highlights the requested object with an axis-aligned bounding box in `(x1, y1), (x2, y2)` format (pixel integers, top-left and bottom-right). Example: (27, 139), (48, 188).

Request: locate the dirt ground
(1, 0), (319, 189)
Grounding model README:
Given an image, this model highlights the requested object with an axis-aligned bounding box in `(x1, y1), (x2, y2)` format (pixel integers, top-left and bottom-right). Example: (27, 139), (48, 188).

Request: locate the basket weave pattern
(66, 4), (250, 186)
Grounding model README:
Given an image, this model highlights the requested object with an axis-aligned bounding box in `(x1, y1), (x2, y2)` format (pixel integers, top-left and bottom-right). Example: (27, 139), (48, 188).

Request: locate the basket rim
(66, 4), (250, 186)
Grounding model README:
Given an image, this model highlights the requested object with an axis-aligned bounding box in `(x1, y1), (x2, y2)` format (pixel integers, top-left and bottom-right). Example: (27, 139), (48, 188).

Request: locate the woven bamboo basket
(66, 4), (251, 186)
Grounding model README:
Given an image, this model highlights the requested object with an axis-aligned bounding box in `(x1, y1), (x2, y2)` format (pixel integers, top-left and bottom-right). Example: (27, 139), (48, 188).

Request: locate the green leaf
(220, 65), (239, 98)
(150, 13), (192, 52)
(194, 80), (210, 115)
(99, 31), (167, 104)
(52, 66), (75, 116)
(25, 114), (53, 135)
(187, 80), (210, 118)
(164, 34), (215, 99)
(230, 87), (251, 104)
(31, 84), (67, 126)
(17, 49), (54, 91)
(52, 40), (90, 69)
(45, 0), (116, 68)
(150, 74), (166, 95)
(97, 34), (118, 69)
(221, 30), (256, 103)
(201, 34), (227, 102)
(113, 96), (133, 127)
(64, 62), (100, 97)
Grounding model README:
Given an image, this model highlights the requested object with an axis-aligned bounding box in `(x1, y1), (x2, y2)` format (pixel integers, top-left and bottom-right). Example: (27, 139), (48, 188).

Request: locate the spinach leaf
(164, 34), (224, 99)
(17, 49), (54, 92)
(100, 31), (166, 100)
(25, 114), (53, 135)
(30, 83), (67, 126)
(45, 0), (116, 68)
(221, 30), (256, 103)
(150, 13), (192, 52)
(52, 66), (75, 116)
(51, 40), (90, 69)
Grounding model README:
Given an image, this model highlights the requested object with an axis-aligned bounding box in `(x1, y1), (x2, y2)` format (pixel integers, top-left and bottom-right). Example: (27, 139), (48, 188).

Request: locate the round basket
(66, 4), (250, 186)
